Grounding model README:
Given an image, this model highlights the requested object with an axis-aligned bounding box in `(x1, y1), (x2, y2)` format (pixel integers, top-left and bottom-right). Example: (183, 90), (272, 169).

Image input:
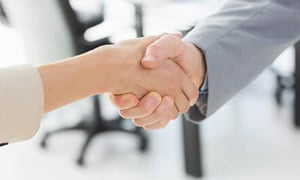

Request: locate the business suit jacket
(184, 0), (300, 122)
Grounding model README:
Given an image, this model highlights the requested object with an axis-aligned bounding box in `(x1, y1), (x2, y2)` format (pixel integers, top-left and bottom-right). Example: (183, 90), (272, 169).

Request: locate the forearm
(1, 34), (179, 142)
(38, 46), (113, 113)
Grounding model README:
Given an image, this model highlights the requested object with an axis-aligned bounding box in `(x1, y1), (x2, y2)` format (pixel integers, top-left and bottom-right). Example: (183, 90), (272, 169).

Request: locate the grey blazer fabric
(184, 0), (300, 122)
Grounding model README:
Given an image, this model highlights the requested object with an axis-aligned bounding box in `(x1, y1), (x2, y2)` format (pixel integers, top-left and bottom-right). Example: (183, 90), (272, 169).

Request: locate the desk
(182, 117), (203, 177)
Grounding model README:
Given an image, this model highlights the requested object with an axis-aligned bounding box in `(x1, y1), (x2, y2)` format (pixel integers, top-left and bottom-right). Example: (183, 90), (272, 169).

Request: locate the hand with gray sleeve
(110, 0), (300, 127)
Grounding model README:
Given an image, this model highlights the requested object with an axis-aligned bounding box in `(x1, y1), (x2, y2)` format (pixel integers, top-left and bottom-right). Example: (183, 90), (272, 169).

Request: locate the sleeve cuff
(0, 64), (44, 143)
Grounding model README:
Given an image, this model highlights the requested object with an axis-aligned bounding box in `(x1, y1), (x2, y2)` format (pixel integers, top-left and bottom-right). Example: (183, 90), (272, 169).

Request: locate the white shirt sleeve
(0, 64), (44, 143)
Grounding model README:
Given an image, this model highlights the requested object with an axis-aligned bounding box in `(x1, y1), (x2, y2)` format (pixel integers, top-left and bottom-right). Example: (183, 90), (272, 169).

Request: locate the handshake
(41, 33), (206, 130)
(102, 33), (206, 130)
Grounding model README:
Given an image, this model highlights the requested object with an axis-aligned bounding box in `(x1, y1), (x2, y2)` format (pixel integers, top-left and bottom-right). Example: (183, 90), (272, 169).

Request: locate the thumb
(142, 32), (184, 69)
(136, 32), (182, 51)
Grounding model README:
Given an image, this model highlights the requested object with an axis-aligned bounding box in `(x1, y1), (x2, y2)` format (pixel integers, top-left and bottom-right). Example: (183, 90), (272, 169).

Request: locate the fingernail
(143, 54), (156, 62)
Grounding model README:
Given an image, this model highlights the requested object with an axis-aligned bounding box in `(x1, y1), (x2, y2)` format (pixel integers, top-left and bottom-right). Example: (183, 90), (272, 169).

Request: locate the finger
(108, 93), (139, 110)
(174, 90), (190, 114)
(143, 98), (178, 130)
(119, 92), (162, 119)
(133, 96), (177, 127)
(142, 34), (185, 69)
(133, 96), (178, 128)
(180, 73), (199, 106)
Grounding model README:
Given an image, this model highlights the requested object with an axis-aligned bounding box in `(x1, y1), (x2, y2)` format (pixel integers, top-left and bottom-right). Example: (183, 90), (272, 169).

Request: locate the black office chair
(40, 0), (148, 166)
(271, 49), (296, 106)
(0, 0), (8, 25)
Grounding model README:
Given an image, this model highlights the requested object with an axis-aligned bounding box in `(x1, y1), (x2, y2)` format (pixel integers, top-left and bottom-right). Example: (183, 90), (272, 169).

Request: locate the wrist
(185, 43), (206, 88)
(38, 56), (97, 113)
(90, 45), (142, 96)
(38, 45), (121, 113)
(75, 45), (117, 95)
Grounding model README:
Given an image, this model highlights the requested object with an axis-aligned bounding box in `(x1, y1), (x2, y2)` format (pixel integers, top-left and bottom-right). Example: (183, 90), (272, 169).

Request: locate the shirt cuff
(184, 83), (208, 123)
(0, 64), (44, 143)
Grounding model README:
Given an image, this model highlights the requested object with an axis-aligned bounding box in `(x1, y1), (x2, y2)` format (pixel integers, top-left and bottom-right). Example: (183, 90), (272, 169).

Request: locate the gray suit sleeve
(183, 0), (300, 122)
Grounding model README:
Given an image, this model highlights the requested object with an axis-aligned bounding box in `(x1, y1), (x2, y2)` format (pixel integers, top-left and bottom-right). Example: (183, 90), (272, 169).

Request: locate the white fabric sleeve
(0, 64), (44, 143)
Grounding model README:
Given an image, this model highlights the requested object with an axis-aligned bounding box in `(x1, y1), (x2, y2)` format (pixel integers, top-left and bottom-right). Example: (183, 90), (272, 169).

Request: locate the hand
(109, 33), (206, 130)
(102, 35), (199, 117)
(143, 33), (205, 87)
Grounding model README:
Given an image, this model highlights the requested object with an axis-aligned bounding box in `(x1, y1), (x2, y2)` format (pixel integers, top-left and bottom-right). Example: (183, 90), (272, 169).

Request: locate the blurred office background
(0, 0), (299, 179)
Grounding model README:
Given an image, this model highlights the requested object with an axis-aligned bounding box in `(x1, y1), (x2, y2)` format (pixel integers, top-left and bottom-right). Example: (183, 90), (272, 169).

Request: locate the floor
(1, 1), (300, 180)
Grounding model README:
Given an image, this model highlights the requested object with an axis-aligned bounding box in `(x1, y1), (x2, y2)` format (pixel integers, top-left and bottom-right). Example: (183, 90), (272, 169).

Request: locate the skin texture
(38, 34), (198, 115)
(109, 33), (206, 130)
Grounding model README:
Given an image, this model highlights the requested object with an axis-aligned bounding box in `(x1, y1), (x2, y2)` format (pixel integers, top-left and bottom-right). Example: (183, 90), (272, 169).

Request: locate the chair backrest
(1, 0), (75, 65)
(56, 0), (107, 54)
(1, 0), (142, 64)
(0, 0), (9, 25)
(57, 0), (104, 36)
